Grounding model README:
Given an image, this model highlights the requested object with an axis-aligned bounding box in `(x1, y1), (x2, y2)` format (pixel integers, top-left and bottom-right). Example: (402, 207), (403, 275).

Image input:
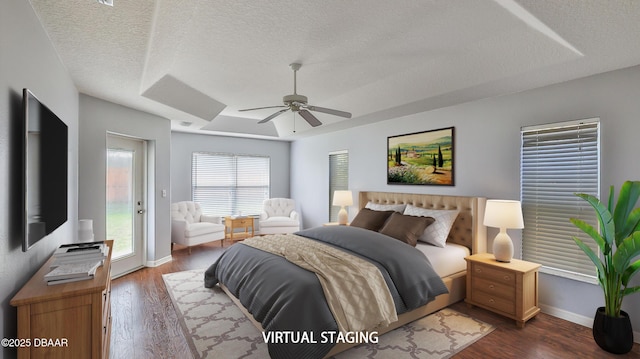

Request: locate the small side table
(224, 216), (255, 242)
(465, 253), (541, 328)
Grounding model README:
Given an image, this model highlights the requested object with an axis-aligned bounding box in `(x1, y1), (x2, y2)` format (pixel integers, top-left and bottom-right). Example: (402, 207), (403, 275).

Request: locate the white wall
(0, 1), (79, 356)
(78, 94), (172, 264)
(171, 132), (291, 202)
(291, 65), (640, 337)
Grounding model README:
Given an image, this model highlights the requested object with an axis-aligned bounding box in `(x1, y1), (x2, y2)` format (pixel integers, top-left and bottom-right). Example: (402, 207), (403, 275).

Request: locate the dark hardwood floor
(109, 242), (640, 359)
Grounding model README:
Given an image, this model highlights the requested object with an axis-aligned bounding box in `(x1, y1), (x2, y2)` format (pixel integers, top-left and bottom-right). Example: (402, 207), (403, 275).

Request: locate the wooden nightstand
(225, 216), (255, 241)
(465, 253), (541, 328)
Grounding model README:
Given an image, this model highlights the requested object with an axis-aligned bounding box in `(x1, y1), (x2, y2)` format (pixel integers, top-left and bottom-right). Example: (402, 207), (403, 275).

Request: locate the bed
(204, 191), (487, 359)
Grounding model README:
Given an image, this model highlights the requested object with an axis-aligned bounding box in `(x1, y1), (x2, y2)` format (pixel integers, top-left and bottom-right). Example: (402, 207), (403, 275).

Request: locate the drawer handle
(488, 284), (495, 289)
(476, 268), (482, 273)
(504, 275), (511, 281)
(489, 298), (495, 303)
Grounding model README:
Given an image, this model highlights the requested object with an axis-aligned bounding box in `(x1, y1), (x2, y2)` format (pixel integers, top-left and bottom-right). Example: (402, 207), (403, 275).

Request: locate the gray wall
(291, 65), (640, 338)
(171, 132), (291, 204)
(0, 1), (79, 356)
(79, 94), (172, 264)
(3, 0), (639, 347)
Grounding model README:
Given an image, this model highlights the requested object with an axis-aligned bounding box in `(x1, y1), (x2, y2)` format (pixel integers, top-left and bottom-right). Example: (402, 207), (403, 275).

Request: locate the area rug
(163, 269), (494, 359)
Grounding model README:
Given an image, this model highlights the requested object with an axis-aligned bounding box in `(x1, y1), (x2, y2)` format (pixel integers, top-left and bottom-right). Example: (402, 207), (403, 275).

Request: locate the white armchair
(171, 201), (225, 253)
(259, 198), (300, 235)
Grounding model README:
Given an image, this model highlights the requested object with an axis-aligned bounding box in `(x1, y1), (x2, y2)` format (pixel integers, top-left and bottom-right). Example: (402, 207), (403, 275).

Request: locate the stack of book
(44, 241), (108, 285)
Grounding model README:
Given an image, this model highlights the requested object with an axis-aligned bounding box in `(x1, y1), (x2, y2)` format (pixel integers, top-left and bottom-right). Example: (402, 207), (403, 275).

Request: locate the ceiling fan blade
(258, 108), (289, 124)
(298, 110), (322, 127)
(306, 105), (352, 118)
(239, 105), (287, 112)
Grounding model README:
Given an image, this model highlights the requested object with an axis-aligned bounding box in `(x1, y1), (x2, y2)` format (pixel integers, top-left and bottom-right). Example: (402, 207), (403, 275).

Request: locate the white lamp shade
(332, 190), (353, 207)
(483, 200), (524, 229)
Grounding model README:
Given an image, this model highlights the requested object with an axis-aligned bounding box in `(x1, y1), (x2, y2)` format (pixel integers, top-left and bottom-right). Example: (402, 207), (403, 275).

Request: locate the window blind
(192, 152), (270, 217)
(329, 151), (349, 222)
(521, 119), (600, 282)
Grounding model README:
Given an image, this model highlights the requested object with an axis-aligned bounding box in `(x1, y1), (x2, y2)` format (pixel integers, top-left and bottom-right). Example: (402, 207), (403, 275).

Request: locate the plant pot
(593, 307), (634, 354)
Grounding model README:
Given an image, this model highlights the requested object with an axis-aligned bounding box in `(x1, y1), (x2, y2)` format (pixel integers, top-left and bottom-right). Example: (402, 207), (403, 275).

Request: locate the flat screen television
(23, 88), (68, 252)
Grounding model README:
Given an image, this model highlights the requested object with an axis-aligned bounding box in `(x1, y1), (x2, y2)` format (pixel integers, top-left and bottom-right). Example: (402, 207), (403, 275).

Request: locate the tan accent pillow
(379, 213), (436, 247)
(350, 208), (395, 231)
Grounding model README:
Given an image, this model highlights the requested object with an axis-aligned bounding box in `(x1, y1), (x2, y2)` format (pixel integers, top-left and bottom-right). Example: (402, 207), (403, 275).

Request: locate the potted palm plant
(570, 180), (640, 354)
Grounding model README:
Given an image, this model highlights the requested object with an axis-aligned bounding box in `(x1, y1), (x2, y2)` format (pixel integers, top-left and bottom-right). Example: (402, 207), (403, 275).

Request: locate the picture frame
(387, 126), (455, 186)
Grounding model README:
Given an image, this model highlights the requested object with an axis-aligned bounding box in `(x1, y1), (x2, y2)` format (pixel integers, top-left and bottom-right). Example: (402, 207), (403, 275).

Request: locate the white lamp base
(493, 229), (514, 262)
(337, 207), (348, 225)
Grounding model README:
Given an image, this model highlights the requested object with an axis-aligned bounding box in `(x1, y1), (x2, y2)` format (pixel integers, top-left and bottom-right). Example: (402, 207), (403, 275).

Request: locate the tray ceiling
(29, 0), (640, 139)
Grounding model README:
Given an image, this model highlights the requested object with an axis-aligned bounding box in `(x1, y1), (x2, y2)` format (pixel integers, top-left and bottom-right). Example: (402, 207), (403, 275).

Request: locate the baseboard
(540, 304), (640, 344)
(539, 304), (593, 327)
(146, 255), (172, 267)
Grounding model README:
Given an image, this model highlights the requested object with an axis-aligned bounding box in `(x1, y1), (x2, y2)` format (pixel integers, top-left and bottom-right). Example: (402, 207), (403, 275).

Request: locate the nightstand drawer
(471, 262), (515, 285)
(234, 218), (252, 226)
(472, 277), (515, 301)
(473, 291), (515, 315)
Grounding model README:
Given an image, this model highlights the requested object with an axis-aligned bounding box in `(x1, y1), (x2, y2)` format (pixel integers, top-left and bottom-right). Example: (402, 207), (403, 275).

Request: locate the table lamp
(483, 199), (524, 262)
(333, 190), (353, 225)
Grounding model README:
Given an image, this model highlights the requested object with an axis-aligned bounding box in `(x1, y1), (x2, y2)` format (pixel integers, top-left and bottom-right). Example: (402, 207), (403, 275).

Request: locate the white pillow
(365, 202), (407, 213)
(403, 205), (459, 247)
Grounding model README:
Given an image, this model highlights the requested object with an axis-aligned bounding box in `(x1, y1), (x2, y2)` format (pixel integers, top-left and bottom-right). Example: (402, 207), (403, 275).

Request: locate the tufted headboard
(359, 191), (487, 254)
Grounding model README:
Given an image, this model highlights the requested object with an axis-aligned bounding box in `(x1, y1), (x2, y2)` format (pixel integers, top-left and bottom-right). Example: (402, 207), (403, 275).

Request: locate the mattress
(415, 242), (470, 277)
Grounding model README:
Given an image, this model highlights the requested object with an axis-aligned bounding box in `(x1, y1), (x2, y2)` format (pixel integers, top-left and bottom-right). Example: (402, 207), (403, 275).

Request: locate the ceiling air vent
(96, 0), (113, 6)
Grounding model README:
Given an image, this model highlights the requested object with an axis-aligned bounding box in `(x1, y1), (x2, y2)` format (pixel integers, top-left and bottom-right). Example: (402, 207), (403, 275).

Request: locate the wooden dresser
(10, 240), (113, 359)
(465, 253), (540, 328)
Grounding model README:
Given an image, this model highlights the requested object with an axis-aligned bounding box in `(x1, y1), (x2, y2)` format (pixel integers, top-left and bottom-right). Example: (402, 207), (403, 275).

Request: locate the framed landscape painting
(387, 127), (454, 186)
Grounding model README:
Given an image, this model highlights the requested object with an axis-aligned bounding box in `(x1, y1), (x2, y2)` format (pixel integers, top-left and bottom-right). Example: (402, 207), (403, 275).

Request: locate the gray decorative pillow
(350, 208), (395, 231)
(379, 213), (435, 247)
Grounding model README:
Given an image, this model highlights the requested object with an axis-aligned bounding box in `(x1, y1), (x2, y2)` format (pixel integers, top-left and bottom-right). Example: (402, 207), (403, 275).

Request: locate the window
(521, 118), (600, 283)
(329, 150), (349, 222)
(192, 152), (270, 216)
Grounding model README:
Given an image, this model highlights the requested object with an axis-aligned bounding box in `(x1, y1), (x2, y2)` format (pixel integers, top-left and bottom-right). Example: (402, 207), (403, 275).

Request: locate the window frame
(191, 152), (270, 217)
(329, 150), (349, 222)
(520, 118), (601, 284)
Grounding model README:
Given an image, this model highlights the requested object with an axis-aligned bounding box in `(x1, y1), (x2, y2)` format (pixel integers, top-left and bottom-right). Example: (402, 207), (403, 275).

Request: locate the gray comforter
(204, 225), (448, 359)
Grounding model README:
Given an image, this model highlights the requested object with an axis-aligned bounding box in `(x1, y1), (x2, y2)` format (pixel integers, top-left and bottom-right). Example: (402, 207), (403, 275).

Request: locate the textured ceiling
(28, 0), (640, 139)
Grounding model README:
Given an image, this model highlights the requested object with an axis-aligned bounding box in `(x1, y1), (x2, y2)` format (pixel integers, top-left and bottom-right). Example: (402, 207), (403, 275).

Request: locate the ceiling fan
(239, 63), (352, 127)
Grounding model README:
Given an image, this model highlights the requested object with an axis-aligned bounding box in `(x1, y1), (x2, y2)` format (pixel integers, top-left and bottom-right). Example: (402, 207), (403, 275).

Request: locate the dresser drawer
(473, 290), (515, 315)
(100, 264), (111, 356)
(471, 262), (515, 285)
(472, 277), (515, 301)
(102, 274), (111, 321)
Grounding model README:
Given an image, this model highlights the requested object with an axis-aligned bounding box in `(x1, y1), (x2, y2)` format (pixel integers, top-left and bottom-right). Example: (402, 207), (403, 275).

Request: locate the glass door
(106, 134), (145, 277)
